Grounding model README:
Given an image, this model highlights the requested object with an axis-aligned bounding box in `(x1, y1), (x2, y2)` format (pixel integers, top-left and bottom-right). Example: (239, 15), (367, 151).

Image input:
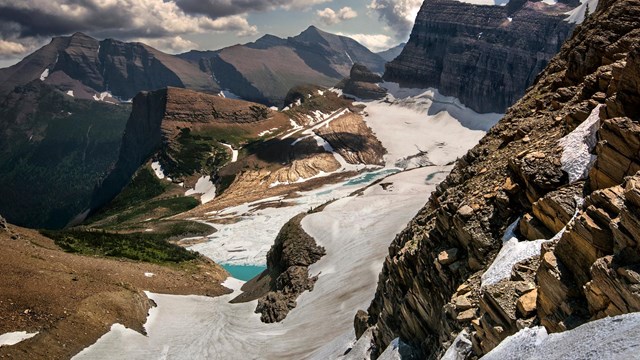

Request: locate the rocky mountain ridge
(357, 0), (640, 357)
(180, 26), (386, 106)
(0, 32), (218, 102)
(385, 0), (578, 114)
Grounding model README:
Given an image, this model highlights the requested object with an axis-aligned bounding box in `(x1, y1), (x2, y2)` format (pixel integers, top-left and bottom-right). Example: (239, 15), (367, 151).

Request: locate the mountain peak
(69, 32), (95, 40)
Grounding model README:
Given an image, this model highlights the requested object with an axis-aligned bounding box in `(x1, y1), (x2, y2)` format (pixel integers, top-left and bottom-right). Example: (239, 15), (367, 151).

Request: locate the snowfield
(483, 313), (640, 360)
(361, 83), (501, 169)
(73, 167), (451, 360)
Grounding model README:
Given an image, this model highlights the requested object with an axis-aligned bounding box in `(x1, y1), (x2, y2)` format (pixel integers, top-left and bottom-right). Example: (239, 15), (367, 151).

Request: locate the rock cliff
(89, 87), (282, 214)
(232, 214), (326, 323)
(357, 0), (640, 357)
(338, 64), (388, 100)
(384, 0), (577, 114)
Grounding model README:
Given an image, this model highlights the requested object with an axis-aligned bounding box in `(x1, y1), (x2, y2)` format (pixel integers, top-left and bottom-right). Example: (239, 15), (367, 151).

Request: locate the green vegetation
(87, 166), (193, 225)
(192, 126), (256, 148)
(41, 228), (199, 264)
(0, 83), (130, 228)
(160, 127), (230, 178)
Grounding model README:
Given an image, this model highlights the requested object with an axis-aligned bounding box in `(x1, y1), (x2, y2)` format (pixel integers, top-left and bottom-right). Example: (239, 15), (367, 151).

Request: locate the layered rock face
(384, 0), (577, 113)
(359, 0), (640, 357)
(338, 64), (388, 100)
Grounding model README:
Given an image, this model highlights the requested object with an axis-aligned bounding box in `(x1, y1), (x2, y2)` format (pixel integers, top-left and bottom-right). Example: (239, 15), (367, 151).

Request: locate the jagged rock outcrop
(384, 0), (577, 113)
(338, 64), (388, 100)
(232, 214), (326, 323)
(358, 0), (640, 357)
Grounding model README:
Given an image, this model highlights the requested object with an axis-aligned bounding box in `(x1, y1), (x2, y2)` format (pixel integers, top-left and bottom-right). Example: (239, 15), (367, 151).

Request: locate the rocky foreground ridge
(385, 0), (578, 114)
(356, 0), (640, 357)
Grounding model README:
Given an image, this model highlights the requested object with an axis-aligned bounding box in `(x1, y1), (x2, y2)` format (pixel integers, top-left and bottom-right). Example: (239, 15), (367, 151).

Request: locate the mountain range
(0, 26), (386, 108)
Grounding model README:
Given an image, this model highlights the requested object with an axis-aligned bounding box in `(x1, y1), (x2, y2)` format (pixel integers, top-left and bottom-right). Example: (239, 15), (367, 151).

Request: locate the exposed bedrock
(231, 214), (326, 323)
(358, 0), (640, 357)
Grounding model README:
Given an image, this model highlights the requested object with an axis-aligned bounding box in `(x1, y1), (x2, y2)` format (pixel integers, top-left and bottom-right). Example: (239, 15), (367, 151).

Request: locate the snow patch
(451, 0), (510, 6)
(144, 272), (155, 278)
(482, 202), (582, 287)
(565, 0), (599, 24)
(0, 331), (38, 347)
(151, 161), (167, 180)
(345, 51), (354, 65)
(483, 313), (640, 360)
(481, 237), (549, 287)
(93, 91), (113, 102)
(258, 127), (279, 137)
(218, 90), (240, 100)
(442, 330), (473, 360)
(185, 176), (217, 204)
(281, 119), (304, 139)
(39, 69), (49, 81)
(559, 104), (602, 183)
(66, 90), (74, 97)
(221, 143), (238, 162)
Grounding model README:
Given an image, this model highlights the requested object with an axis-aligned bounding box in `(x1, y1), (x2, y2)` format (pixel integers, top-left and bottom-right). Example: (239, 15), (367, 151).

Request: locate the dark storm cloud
(0, 0), (257, 41)
(175, 0), (330, 18)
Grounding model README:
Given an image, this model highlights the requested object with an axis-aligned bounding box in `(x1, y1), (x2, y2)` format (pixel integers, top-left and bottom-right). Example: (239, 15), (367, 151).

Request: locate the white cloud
(317, 6), (358, 25)
(337, 33), (396, 52)
(368, 0), (422, 38)
(0, 39), (27, 56)
(134, 36), (198, 53)
(202, 15), (259, 37)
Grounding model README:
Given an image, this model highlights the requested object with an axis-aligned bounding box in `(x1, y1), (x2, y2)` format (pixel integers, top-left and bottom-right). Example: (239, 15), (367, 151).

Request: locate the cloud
(317, 7), (358, 25)
(0, 0), (258, 42)
(176, 0), (331, 19)
(337, 33), (396, 52)
(133, 36), (198, 54)
(368, 0), (422, 39)
(0, 39), (27, 57)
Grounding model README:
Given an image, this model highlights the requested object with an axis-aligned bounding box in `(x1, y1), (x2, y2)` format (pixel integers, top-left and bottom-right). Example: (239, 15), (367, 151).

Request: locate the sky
(0, 0), (422, 68)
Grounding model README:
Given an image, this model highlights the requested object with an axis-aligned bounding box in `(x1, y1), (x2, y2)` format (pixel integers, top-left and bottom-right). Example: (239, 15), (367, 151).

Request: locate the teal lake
(222, 264), (267, 281)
